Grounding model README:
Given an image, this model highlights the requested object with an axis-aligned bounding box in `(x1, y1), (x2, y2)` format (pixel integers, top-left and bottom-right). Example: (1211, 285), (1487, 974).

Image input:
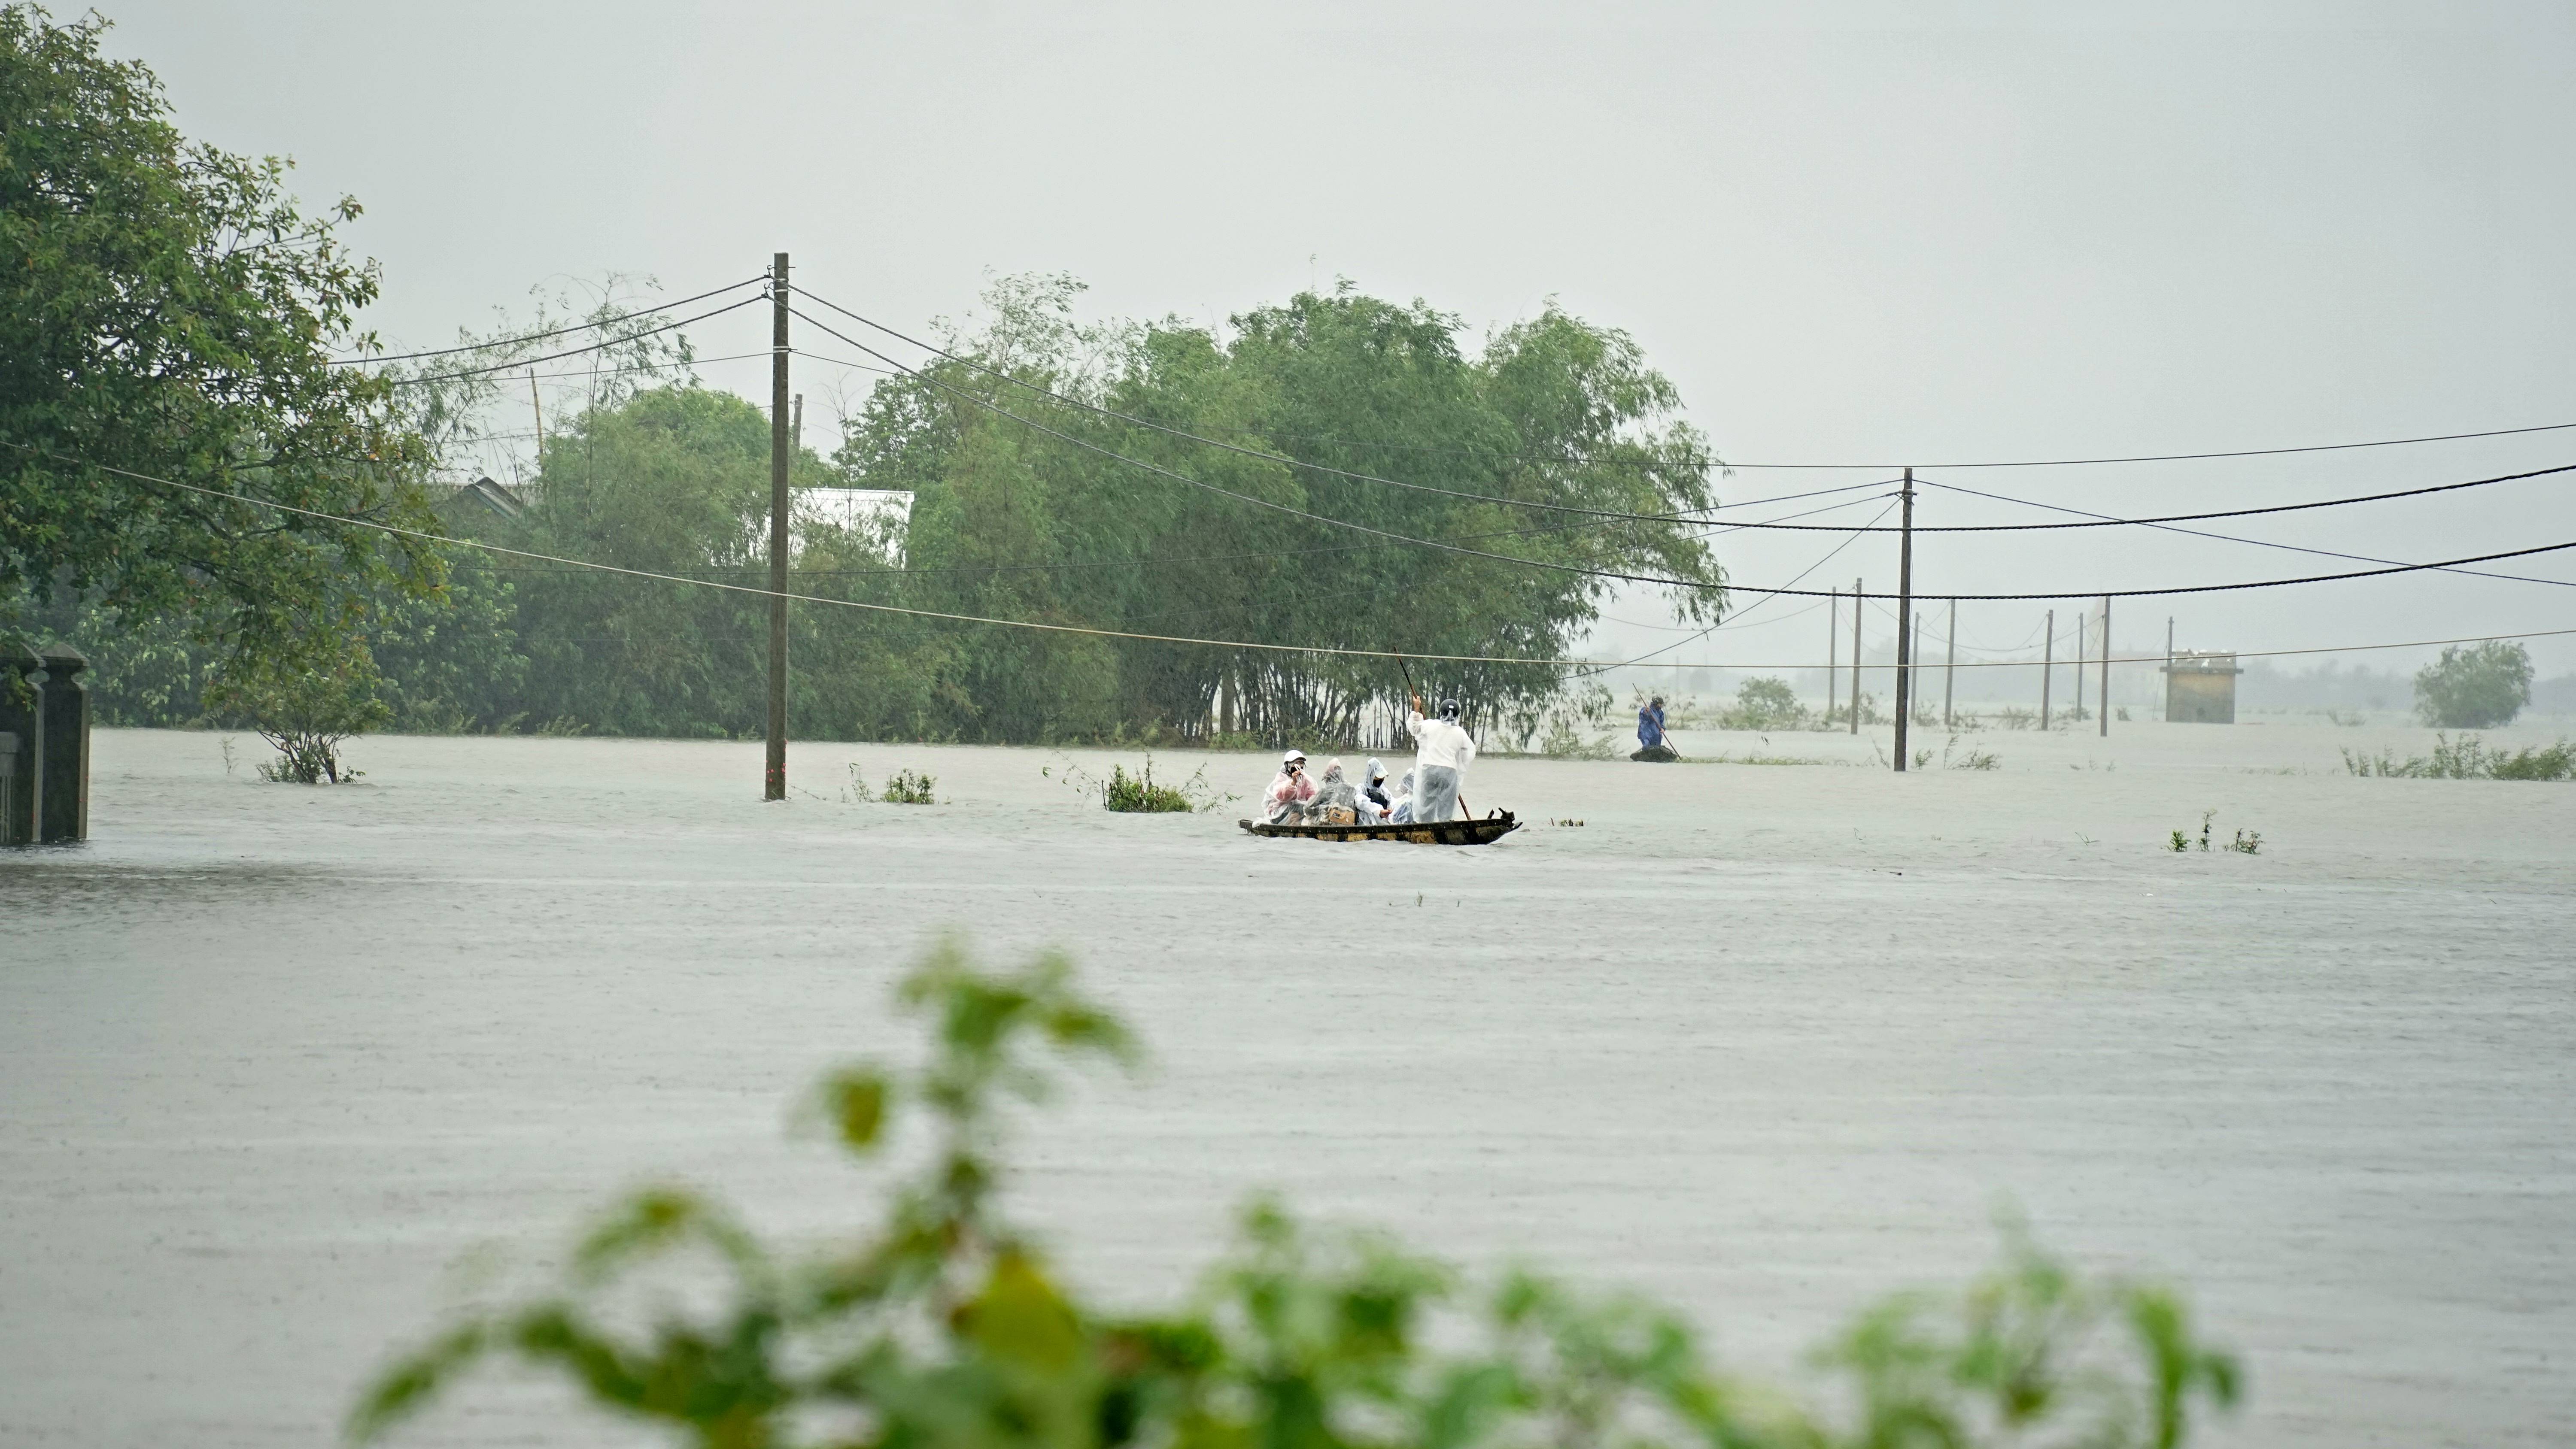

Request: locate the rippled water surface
(4, 726), (2572, 1446)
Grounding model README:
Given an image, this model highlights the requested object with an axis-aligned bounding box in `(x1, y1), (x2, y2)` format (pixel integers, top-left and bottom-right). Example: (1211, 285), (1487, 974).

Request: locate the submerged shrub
(2342, 734), (2575, 781)
(355, 939), (2243, 1449)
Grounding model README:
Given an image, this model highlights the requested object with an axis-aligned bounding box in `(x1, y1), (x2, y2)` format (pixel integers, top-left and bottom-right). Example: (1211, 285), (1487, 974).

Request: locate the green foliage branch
(1, 5), (442, 672)
(354, 940), (2240, 1449)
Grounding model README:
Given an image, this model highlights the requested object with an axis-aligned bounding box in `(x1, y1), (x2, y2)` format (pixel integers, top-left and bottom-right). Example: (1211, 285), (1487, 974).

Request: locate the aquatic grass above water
(355, 937), (2244, 1449)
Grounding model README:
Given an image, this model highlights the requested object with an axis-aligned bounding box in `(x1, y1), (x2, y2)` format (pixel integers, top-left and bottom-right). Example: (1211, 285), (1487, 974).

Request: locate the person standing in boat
(1405, 695), (1477, 823)
(1262, 749), (1317, 825)
(1638, 696), (1668, 752)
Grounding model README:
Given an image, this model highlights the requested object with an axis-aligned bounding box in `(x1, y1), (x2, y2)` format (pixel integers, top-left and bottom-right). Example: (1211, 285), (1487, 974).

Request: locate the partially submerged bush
(2342, 734), (2574, 781)
(1720, 676), (1808, 731)
(1046, 754), (1235, 811)
(204, 635), (388, 784)
(355, 940), (2242, 1449)
(848, 765), (942, 803)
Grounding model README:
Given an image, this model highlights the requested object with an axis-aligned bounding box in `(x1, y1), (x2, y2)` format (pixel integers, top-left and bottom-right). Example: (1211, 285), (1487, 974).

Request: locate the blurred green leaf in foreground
(353, 938), (2238, 1449)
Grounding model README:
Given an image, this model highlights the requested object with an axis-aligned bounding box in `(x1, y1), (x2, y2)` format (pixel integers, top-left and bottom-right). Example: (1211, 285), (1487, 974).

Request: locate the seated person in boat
(1262, 749), (1317, 824)
(1306, 758), (1362, 824)
(1359, 758), (1393, 819)
(1387, 768), (1416, 824)
(1404, 695), (1477, 823)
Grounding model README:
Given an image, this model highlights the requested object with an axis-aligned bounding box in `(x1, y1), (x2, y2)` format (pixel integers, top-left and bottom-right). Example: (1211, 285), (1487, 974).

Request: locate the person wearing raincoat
(1308, 758), (1361, 821)
(1262, 749), (1317, 825)
(1359, 758), (1393, 820)
(1388, 768), (1417, 824)
(1404, 695), (1476, 823)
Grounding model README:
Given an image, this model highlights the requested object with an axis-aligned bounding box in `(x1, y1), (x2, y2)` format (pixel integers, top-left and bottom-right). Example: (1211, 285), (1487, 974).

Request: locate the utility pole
(791, 393), (804, 451)
(766, 252), (791, 801)
(1827, 588), (1839, 726)
(529, 372), (545, 461)
(2040, 608), (2054, 731)
(2165, 615), (2175, 721)
(1892, 468), (1916, 771)
(2098, 594), (2111, 738)
(1944, 598), (1957, 727)
(1850, 576), (1863, 735)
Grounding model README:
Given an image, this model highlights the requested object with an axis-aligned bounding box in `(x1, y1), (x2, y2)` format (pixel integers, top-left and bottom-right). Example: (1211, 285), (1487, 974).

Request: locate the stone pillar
(0, 644), (89, 845)
(39, 646), (88, 842)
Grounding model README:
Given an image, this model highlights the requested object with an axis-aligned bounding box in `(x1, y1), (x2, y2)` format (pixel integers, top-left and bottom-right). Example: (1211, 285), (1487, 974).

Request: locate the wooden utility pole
(1826, 588), (1839, 726)
(2098, 594), (2112, 738)
(2040, 608), (2054, 730)
(1944, 598), (1957, 727)
(1892, 469), (1916, 771)
(766, 252), (791, 801)
(529, 372), (545, 459)
(1849, 576), (1863, 735)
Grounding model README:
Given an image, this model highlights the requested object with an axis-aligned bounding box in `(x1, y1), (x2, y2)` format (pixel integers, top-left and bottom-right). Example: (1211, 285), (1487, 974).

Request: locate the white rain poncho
(1406, 708), (1476, 823)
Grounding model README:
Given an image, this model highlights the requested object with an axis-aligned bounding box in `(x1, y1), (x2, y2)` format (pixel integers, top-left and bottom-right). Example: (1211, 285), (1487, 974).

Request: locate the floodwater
(4, 723), (2572, 1447)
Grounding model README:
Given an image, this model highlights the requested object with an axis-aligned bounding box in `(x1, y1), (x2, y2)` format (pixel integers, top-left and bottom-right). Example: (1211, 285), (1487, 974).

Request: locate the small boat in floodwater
(1238, 811), (1522, 846)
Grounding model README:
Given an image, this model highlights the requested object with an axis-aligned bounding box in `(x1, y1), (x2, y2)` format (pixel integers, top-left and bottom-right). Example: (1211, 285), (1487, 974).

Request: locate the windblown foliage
(0, 5), (440, 670)
(356, 938), (2241, 1449)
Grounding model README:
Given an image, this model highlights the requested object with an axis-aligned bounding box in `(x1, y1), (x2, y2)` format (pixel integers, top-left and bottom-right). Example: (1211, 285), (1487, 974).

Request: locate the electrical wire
(373, 296), (769, 387)
(790, 300), (2576, 535)
(789, 292), (1744, 527)
(777, 325), (2576, 603)
(785, 284), (2576, 472)
(1638, 421), (2576, 470)
(331, 276), (770, 365)
(1914, 475), (2576, 588)
(23, 443), (2576, 673)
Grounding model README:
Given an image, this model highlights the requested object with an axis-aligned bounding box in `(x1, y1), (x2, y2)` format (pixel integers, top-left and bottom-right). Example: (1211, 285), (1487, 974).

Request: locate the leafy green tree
(838, 277), (1725, 747)
(1721, 677), (1807, 731)
(2413, 641), (2530, 729)
(0, 6), (440, 667)
(355, 939), (2242, 1449)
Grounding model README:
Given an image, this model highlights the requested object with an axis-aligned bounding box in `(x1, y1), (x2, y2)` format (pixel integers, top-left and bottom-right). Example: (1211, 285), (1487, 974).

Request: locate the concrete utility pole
(2098, 594), (2112, 738)
(1850, 576), (1863, 735)
(2041, 608), (2054, 731)
(1944, 598), (1957, 727)
(1827, 588), (1839, 725)
(766, 252), (791, 801)
(2166, 615), (2175, 721)
(1892, 469), (1916, 771)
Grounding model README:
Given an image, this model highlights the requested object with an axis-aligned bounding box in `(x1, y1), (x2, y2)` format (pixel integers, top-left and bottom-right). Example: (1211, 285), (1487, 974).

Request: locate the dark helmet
(1439, 698), (1461, 720)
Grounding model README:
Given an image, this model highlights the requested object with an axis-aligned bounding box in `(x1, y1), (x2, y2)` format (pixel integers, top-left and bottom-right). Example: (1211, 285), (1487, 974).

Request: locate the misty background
(95, 0), (2576, 707)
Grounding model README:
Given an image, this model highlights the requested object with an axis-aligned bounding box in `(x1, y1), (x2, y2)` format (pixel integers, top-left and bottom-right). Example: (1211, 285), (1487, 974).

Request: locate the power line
(792, 300), (2576, 534)
(1911, 475), (2576, 589)
(786, 285), (2576, 473)
(1649, 420), (2576, 470)
(25, 443), (2576, 673)
(776, 325), (2576, 603)
(374, 296), (769, 387)
(789, 290), (1737, 526)
(330, 276), (770, 365)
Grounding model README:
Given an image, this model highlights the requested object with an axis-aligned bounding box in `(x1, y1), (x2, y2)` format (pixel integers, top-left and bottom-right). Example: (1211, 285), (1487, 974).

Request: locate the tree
(838, 276), (1726, 746)
(2413, 641), (2530, 729)
(355, 939), (2242, 1449)
(1, 6), (439, 669)
(204, 630), (389, 782)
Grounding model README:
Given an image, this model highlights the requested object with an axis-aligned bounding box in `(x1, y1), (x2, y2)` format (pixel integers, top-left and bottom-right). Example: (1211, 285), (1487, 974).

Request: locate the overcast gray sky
(98, 0), (2576, 677)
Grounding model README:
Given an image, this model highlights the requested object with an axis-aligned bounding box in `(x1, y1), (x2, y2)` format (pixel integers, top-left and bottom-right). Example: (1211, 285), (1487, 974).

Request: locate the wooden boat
(1238, 810), (1522, 846)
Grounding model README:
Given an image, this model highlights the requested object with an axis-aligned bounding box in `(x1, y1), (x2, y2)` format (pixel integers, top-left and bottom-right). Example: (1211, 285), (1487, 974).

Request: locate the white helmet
(1282, 749), (1306, 766)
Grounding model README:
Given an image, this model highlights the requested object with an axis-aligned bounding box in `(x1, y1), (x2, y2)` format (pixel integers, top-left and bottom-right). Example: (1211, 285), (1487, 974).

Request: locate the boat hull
(1238, 811), (1522, 846)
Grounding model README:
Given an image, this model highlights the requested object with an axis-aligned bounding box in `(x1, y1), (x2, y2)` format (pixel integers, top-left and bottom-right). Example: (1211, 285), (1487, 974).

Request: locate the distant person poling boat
(1633, 694), (1680, 762)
